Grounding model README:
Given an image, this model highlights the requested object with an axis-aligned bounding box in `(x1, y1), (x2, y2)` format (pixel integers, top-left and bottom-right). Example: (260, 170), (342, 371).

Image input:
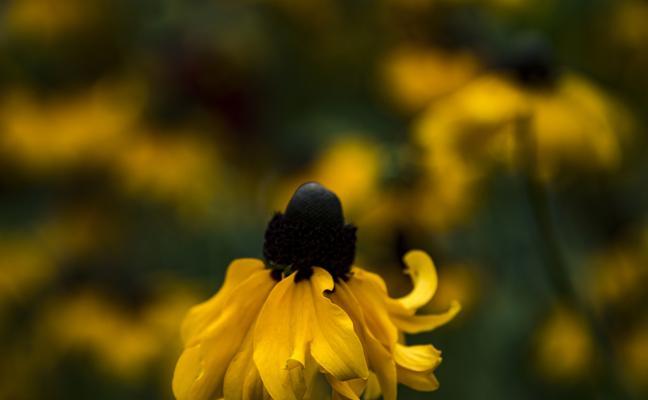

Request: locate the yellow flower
(382, 45), (480, 111)
(44, 289), (196, 380)
(533, 305), (594, 382)
(620, 323), (648, 389)
(173, 182), (459, 399)
(0, 82), (144, 174)
(415, 50), (632, 182)
(112, 132), (223, 219)
(5, 0), (99, 38)
(612, 0), (648, 48)
(411, 36), (632, 229)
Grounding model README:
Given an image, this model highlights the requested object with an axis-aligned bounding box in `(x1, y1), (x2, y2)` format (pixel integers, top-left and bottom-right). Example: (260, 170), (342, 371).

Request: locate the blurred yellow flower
(5, 0), (100, 38)
(620, 323), (648, 389)
(0, 210), (111, 311)
(0, 236), (55, 308)
(0, 82), (145, 174)
(412, 69), (631, 229)
(612, 0), (648, 48)
(112, 133), (223, 219)
(588, 246), (647, 312)
(386, 0), (528, 11)
(416, 72), (631, 181)
(44, 289), (196, 380)
(174, 183), (459, 399)
(382, 46), (480, 111)
(533, 305), (595, 382)
(587, 228), (648, 313)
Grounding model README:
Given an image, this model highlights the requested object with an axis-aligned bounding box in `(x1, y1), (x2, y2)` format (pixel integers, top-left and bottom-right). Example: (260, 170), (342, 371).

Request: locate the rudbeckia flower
(173, 182), (460, 399)
(411, 34), (633, 230)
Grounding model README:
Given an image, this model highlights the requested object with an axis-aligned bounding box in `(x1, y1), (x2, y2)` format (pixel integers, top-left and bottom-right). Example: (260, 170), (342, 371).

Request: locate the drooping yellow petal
(172, 268), (275, 400)
(309, 268), (369, 381)
(254, 268), (368, 400)
(332, 280), (397, 400)
(173, 345), (204, 400)
(396, 366), (440, 391)
(391, 301), (461, 334)
(181, 259), (266, 343)
(393, 343), (441, 372)
(223, 329), (268, 400)
(326, 375), (361, 400)
(345, 268), (399, 347)
(397, 250), (438, 311)
(253, 273), (309, 400)
(363, 373), (382, 400)
(303, 354), (331, 400)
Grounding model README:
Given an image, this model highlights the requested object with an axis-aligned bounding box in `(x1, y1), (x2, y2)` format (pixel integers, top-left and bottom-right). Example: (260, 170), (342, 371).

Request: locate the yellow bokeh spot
(113, 133), (223, 218)
(5, 0), (99, 38)
(534, 305), (594, 382)
(0, 82), (145, 173)
(274, 136), (383, 218)
(620, 324), (648, 388)
(43, 290), (196, 380)
(382, 46), (480, 111)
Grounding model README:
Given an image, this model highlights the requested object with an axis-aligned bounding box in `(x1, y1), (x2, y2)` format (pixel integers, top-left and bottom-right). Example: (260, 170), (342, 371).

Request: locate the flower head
(173, 182), (460, 399)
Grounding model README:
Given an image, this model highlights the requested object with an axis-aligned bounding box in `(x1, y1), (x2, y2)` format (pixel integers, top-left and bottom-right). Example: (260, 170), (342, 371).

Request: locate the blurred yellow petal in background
(4, 0), (101, 38)
(274, 136), (383, 219)
(382, 46), (480, 111)
(113, 133), (224, 220)
(44, 289), (196, 381)
(0, 81), (145, 174)
(533, 305), (595, 383)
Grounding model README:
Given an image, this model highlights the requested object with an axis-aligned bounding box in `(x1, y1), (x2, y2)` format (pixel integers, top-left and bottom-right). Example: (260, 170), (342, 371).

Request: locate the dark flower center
(263, 182), (357, 281)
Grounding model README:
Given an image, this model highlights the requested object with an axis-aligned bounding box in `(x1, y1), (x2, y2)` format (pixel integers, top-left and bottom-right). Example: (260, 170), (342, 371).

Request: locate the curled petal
(391, 301), (461, 334)
(396, 366), (440, 392)
(397, 250), (438, 311)
(393, 343), (441, 372)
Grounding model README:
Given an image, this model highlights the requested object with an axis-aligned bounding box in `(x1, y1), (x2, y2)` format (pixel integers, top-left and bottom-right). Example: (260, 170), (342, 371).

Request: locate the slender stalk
(515, 115), (633, 400)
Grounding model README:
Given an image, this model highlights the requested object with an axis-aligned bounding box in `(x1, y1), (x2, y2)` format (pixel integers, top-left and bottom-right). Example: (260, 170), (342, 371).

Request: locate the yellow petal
(393, 343), (441, 372)
(253, 273), (309, 400)
(303, 354), (331, 400)
(172, 269), (275, 400)
(396, 366), (440, 391)
(223, 330), (268, 400)
(396, 250), (438, 311)
(326, 374), (360, 400)
(391, 300), (461, 334)
(254, 268), (368, 400)
(332, 280), (397, 400)
(172, 345), (204, 400)
(181, 259), (266, 342)
(363, 373), (382, 400)
(309, 267), (369, 381)
(345, 268), (399, 347)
